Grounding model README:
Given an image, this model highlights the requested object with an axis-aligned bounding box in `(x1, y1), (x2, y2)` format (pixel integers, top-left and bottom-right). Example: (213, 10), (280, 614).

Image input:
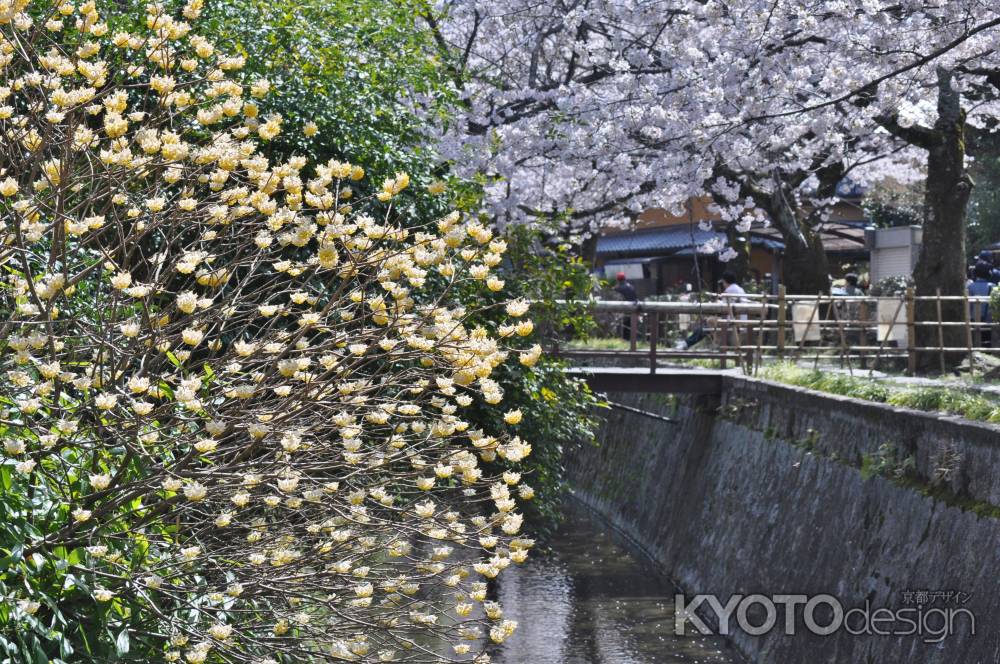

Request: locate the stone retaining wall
(568, 378), (1000, 663)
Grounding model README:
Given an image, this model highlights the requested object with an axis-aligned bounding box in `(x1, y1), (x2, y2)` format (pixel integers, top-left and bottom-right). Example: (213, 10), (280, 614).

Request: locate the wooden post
(859, 297), (870, 352)
(719, 317), (729, 370)
(629, 308), (638, 352)
(812, 292), (823, 371)
(935, 289), (946, 375)
(872, 297), (904, 374)
(649, 311), (659, 375)
(973, 299), (982, 349)
(777, 285), (786, 357)
(905, 287), (916, 375)
(797, 293), (821, 358)
(728, 299), (744, 372)
(963, 290), (974, 376)
(831, 294), (851, 373)
(754, 297), (768, 375)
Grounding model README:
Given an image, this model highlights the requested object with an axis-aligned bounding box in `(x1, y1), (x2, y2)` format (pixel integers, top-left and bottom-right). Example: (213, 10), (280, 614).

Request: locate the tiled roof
(596, 227), (720, 256)
(596, 226), (783, 257)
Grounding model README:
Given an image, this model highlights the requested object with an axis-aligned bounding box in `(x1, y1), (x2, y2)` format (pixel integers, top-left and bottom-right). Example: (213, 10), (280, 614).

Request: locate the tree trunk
(725, 223), (751, 283)
(768, 182), (831, 295)
(723, 168), (832, 295)
(780, 223), (831, 295)
(914, 69), (973, 370)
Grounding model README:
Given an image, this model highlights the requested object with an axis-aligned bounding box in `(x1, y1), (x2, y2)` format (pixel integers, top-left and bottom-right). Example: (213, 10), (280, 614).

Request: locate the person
(614, 271), (638, 302)
(721, 271), (745, 295)
(720, 271), (748, 320)
(843, 273), (862, 296)
(675, 271), (747, 350)
(838, 273), (864, 343)
(674, 282), (703, 350)
(981, 250), (1000, 283)
(968, 261), (995, 347)
(720, 271), (752, 356)
(675, 322), (707, 350)
(614, 272), (638, 340)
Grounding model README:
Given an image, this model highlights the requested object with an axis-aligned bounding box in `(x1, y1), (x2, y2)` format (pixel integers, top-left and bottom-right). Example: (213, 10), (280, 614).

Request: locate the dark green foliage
(199, 0), (455, 190)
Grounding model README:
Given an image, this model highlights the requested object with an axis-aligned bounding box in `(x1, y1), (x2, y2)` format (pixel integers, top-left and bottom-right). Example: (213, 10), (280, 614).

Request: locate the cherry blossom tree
(423, 0), (702, 242)
(424, 0), (1000, 301)
(707, 1), (1000, 350)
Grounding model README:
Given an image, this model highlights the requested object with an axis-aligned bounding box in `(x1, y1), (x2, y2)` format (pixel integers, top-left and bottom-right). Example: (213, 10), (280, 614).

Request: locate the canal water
(489, 499), (741, 664)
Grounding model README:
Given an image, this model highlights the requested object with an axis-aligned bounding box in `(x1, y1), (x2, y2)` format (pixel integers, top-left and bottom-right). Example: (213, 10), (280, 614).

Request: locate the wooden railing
(545, 287), (999, 375)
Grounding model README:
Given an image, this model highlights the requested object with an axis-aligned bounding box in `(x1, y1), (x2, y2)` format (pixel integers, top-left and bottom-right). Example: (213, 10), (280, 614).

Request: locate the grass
(566, 337), (633, 350)
(759, 362), (1000, 424)
(565, 338), (1000, 423)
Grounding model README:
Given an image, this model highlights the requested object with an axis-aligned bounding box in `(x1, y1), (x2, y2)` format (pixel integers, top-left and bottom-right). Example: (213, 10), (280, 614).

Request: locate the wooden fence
(547, 287), (999, 375)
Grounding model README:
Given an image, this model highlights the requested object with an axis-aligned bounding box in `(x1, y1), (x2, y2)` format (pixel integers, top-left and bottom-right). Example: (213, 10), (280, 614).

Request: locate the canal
(489, 499), (742, 663)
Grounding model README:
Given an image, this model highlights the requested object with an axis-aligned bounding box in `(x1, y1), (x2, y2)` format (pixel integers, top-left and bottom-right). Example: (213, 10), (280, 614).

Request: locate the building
(595, 192), (869, 296)
(866, 226), (922, 284)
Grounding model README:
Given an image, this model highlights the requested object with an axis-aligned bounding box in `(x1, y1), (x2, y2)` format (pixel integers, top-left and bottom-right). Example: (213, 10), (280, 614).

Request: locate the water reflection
(491, 499), (741, 664)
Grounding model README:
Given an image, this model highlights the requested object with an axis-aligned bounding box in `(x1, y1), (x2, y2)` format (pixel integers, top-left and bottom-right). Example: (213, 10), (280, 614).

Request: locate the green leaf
(0, 545), (24, 573)
(115, 629), (130, 656)
(30, 636), (47, 664)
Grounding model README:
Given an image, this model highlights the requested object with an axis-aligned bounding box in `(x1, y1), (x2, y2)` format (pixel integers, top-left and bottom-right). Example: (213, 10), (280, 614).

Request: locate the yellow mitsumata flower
(0, 5), (536, 656)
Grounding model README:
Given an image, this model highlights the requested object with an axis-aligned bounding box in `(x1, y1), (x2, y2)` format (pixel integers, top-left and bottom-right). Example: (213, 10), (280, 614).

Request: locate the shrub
(0, 2), (534, 661)
(761, 365), (1000, 423)
(887, 388), (943, 412)
(868, 274), (913, 297)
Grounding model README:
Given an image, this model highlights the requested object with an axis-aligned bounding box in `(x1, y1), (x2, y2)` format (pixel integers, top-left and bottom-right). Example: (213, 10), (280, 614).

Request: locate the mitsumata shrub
(0, 2), (540, 661)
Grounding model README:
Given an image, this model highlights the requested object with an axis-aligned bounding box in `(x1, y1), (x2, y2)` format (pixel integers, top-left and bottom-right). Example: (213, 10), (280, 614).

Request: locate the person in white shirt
(674, 272), (749, 350)
(718, 271), (753, 356)
(721, 271), (748, 321)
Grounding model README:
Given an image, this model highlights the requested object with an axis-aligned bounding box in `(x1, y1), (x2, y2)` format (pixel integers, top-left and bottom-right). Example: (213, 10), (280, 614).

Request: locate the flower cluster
(0, 2), (537, 661)
(432, 0), (1000, 251)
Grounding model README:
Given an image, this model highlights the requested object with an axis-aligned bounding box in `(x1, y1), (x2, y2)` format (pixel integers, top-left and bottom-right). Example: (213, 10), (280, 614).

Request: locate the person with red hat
(614, 272), (638, 302)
